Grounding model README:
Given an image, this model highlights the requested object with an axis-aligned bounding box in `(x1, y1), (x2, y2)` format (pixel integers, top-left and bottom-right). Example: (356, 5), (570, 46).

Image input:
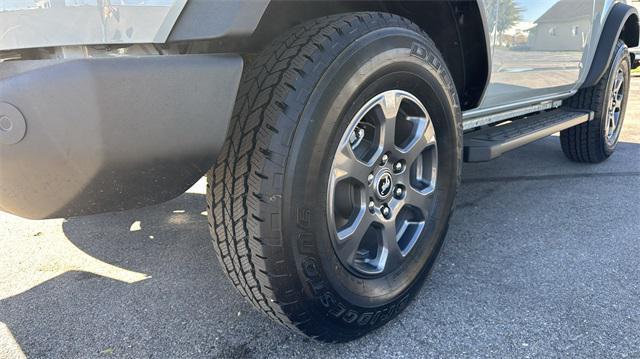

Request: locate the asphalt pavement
(1, 75), (639, 358)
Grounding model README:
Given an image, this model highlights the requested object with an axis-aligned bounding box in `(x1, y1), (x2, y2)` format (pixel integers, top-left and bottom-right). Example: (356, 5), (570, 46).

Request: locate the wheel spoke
(380, 92), (402, 147)
(404, 185), (435, 211)
(333, 145), (372, 186)
(381, 222), (403, 271)
(403, 116), (436, 165)
(614, 71), (624, 94)
(336, 210), (375, 262)
(380, 91), (402, 121)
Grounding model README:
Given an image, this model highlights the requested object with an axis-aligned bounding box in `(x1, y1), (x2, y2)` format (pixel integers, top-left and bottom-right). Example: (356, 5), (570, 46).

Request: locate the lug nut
(394, 186), (404, 198)
(393, 161), (404, 172)
(367, 173), (374, 184)
(381, 153), (389, 165)
(381, 205), (391, 218)
(368, 200), (375, 212)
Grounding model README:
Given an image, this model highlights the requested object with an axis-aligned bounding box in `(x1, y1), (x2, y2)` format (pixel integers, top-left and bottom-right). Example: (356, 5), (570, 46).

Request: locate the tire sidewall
(280, 27), (461, 333)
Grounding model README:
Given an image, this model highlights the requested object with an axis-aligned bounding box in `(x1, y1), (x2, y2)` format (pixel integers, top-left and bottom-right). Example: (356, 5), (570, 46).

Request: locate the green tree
(485, 0), (524, 45)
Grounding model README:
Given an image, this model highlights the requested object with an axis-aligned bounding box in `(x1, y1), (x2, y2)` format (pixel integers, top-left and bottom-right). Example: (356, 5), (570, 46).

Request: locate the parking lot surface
(1, 75), (639, 358)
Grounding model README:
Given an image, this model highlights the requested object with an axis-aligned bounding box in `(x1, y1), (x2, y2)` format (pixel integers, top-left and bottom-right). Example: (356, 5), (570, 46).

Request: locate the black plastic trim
(463, 109), (593, 162)
(583, 3), (639, 88)
(168, 0), (269, 42)
(0, 55), (243, 219)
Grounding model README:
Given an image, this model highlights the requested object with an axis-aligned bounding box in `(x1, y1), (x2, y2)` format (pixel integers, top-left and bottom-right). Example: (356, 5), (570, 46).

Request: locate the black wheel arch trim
(168, 0), (491, 112)
(583, 2), (639, 88)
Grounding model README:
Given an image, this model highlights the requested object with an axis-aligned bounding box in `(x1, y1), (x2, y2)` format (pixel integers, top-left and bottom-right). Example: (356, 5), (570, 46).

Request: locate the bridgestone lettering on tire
(207, 12), (462, 342)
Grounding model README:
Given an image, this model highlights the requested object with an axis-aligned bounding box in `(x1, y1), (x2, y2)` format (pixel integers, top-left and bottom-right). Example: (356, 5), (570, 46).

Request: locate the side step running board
(463, 108), (593, 162)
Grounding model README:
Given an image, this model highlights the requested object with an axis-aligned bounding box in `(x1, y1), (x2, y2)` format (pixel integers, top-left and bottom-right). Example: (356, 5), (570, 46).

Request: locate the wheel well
(582, 4), (638, 88)
(620, 13), (639, 48)
(245, 1), (489, 111)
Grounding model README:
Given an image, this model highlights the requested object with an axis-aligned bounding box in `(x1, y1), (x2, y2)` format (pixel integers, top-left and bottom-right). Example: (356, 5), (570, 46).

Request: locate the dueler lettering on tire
(207, 12), (461, 342)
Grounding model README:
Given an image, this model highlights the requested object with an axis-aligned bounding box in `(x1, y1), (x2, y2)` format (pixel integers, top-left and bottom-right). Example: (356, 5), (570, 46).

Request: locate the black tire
(560, 40), (631, 163)
(207, 12), (461, 342)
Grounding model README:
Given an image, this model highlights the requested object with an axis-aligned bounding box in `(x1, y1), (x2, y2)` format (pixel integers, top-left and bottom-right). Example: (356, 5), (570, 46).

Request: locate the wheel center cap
(375, 170), (393, 199)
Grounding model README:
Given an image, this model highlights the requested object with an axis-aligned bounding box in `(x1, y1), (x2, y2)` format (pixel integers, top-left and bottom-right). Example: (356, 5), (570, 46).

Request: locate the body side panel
(0, 0), (187, 51)
(477, 0), (596, 111)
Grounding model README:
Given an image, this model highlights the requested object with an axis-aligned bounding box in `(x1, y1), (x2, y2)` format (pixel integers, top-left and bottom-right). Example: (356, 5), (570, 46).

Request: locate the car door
(479, 0), (597, 109)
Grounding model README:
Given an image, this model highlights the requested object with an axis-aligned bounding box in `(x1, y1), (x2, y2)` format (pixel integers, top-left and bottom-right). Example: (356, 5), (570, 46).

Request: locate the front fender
(583, 2), (639, 88)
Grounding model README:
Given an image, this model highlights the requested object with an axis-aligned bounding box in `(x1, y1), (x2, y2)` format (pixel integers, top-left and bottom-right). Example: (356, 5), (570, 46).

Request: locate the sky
(518, 0), (567, 21)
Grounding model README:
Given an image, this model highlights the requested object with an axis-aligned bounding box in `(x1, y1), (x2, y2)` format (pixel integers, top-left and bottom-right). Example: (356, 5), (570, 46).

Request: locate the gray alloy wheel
(327, 90), (438, 277)
(605, 67), (626, 145)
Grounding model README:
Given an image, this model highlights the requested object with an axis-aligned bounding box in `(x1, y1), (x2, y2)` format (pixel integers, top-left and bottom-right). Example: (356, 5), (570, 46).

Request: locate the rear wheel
(207, 12), (461, 342)
(560, 40), (631, 163)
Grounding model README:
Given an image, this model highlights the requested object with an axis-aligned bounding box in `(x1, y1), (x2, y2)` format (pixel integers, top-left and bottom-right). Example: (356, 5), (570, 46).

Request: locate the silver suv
(1, 0), (638, 342)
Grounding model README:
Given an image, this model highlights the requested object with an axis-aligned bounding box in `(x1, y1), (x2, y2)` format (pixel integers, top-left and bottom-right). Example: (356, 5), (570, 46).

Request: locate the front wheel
(207, 12), (461, 342)
(560, 40), (631, 163)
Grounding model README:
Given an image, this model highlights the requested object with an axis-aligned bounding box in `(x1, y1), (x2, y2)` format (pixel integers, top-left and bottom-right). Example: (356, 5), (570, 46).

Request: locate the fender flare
(583, 3), (639, 88)
(168, 0), (270, 41)
(168, 0), (492, 110)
